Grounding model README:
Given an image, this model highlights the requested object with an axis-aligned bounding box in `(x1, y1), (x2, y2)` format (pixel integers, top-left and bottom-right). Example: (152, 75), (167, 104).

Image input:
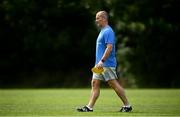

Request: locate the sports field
(0, 89), (180, 116)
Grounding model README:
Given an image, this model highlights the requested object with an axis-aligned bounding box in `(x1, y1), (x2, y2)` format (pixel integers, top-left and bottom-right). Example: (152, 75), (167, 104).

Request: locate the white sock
(86, 105), (93, 110)
(124, 105), (131, 107)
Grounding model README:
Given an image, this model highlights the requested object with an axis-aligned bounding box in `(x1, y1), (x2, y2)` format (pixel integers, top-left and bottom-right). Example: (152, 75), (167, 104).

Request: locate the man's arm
(96, 43), (113, 68)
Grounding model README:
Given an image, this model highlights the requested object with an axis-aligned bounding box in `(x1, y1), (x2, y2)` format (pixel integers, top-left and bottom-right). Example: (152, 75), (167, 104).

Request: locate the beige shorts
(92, 67), (118, 82)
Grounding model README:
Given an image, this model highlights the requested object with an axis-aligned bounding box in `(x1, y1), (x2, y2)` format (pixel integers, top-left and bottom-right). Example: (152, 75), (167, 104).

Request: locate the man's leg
(107, 79), (129, 106)
(87, 79), (101, 108)
(77, 79), (101, 112)
(107, 79), (132, 112)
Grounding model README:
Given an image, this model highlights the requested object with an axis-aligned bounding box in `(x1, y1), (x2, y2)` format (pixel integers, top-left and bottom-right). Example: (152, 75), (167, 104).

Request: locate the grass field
(0, 89), (180, 116)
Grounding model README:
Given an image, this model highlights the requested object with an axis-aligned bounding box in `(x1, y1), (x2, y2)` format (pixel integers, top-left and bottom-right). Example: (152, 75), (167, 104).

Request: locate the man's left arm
(96, 43), (113, 68)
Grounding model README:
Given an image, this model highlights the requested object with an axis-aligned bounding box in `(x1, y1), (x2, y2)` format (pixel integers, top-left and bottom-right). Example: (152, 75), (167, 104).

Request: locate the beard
(95, 22), (102, 30)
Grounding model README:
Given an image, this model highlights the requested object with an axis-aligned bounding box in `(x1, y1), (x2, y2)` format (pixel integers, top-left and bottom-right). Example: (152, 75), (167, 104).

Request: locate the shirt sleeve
(104, 30), (114, 44)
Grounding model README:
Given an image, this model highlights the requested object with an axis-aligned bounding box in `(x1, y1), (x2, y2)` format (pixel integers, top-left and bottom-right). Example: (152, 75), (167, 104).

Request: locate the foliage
(0, 0), (179, 88)
(113, 0), (180, 88)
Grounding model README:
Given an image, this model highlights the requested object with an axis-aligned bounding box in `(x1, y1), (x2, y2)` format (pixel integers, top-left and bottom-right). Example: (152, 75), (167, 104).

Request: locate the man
(77, 11), (132, 112)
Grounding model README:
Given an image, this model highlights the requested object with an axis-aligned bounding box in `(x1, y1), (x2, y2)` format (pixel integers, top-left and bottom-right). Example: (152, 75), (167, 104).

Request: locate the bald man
(77, 11), (132, 112)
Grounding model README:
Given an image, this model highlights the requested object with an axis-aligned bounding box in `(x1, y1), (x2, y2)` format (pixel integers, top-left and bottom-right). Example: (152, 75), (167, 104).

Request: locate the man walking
(77, 11), (132, 112)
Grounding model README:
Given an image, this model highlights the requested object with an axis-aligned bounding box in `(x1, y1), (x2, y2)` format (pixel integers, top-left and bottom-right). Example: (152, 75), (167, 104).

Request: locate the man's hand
(96, 60), (104, 69)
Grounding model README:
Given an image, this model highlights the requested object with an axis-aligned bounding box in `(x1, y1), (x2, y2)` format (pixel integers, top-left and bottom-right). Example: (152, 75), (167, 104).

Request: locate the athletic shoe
(120, 106), (132, 112)
(77, 106), (93, 112)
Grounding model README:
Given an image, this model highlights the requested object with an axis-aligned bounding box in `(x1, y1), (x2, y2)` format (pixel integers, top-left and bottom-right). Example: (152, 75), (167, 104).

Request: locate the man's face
(95, 13), (104, 28)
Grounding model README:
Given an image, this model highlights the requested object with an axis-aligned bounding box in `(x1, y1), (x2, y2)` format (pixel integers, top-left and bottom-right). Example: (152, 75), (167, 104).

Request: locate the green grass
(0, 89), (180, 116)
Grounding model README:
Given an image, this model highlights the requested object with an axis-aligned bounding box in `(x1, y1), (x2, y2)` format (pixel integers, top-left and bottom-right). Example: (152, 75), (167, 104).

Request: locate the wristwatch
(101, 59), (105, 63)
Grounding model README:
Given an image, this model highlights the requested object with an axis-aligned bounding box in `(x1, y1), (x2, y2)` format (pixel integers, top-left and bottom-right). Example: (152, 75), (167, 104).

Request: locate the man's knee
(91, 79), (100, 88)
(108, 79), (119, 89)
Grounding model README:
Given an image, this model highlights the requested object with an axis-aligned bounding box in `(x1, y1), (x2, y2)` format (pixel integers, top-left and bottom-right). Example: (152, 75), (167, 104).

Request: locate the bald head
(95, 11), (109, 28)
(96, 11), (109, 21)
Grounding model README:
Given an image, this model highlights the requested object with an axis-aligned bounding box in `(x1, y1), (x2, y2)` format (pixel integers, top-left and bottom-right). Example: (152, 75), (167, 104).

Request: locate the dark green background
(0, 0), (179, 88)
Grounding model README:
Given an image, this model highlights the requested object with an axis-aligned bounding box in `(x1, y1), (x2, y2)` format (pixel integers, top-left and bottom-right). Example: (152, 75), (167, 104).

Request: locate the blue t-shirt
(95, 25), (117, 67)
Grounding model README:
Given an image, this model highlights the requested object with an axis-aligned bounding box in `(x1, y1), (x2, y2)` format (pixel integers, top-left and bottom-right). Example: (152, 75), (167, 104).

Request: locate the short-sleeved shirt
(95, 25), (117, 67)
